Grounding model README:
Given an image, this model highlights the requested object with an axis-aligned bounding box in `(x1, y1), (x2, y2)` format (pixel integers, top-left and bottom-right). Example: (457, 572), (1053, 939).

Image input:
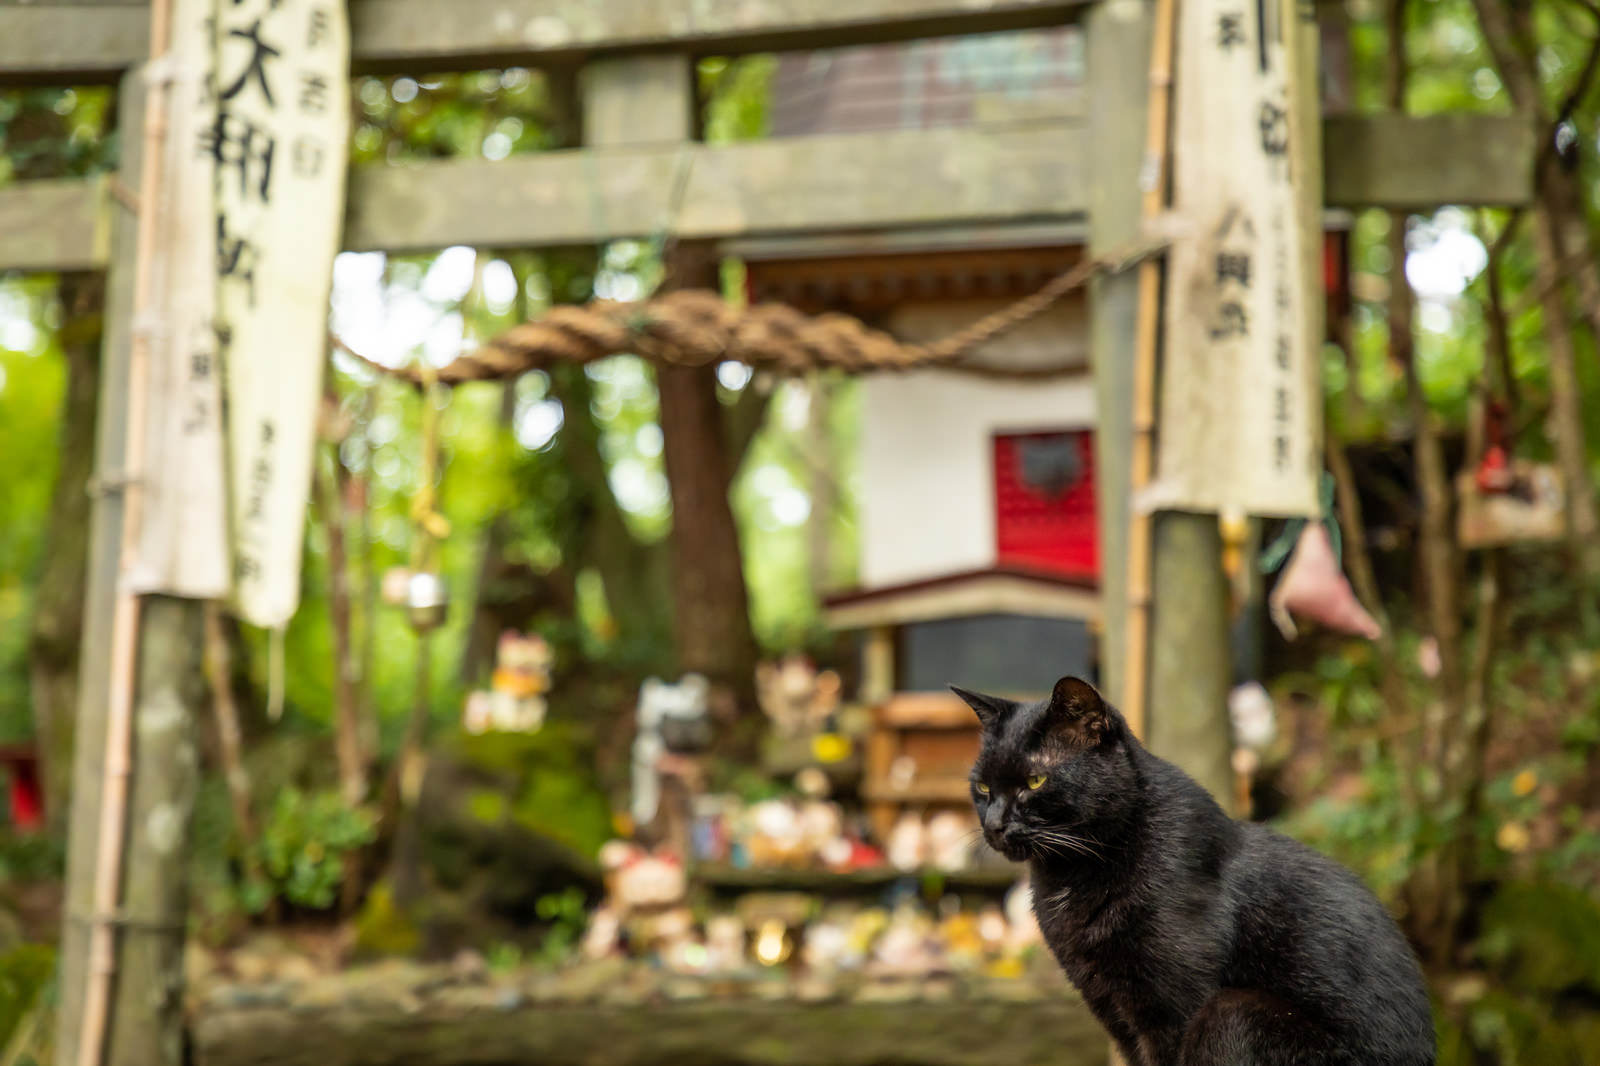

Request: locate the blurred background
(1, 2), (1599, 1065)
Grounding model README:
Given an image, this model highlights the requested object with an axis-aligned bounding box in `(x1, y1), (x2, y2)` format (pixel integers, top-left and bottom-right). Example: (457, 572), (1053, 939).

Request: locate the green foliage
(0, 87), (117, 181)
(0, 85), (119, 742)
(484, 941), (523, 973)
(1437, 880), (1600, 1066)
(351, 69), (562, 162)
(1277, 614), (1600, 1065)
(1447, 988), (1591, 1066)
(1276, 614), (1600, 899)
(1333, 0), (1600, 467)
(0, 831), (64, 886)
(245, 789), (377, 913)
(512, 770), (612, 860)
(1476, 882), (1600, 996)
(530, 886), (588, 966)
(465, 788), (508, 825)
(450, 725), (613, 860)
(735, 376), (861, 651)
(712, 760), (793, 805)
(0, 277), (67, 743)
(0, 942), (54, 1061)
(699, 56), (777, 144)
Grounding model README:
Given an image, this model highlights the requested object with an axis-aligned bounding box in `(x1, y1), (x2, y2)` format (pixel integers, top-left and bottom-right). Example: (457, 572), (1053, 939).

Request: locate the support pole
(105, 596), (203, 1066)
(59, 21), (206, 1059)
(1087, 0), (1232, 804)
(1147, 515), (1233, 801)
(55, 70), (143, 1066)
(1085, 0), (1150, 713)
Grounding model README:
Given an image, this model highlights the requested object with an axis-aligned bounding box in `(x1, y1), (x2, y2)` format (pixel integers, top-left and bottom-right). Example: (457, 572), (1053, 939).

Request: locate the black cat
(954, 676), (1435, 1066)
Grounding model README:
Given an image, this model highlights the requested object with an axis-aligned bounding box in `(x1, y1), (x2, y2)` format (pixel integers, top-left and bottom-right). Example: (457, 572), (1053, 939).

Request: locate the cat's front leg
(1109, 1032), (1148, 1066)
(1072, 988), (1147, 1066)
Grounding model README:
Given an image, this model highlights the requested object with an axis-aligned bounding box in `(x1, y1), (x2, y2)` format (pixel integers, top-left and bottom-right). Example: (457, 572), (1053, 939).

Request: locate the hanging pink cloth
(1268, 523), (1382, 641)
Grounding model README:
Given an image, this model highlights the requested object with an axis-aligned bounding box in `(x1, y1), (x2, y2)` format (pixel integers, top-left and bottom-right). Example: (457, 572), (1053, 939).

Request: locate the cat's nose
(982, 802), (1007, 836)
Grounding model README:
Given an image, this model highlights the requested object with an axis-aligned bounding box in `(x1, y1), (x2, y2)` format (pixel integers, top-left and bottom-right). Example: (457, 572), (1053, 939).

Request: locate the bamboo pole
(1120, 0), (1178, 741)
(76, 2), (174, 1064)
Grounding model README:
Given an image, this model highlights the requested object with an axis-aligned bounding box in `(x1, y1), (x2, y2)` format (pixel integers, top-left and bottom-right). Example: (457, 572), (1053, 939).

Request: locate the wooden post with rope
(56, 5), (210, 1065)
(1088, 0), (1235, 813)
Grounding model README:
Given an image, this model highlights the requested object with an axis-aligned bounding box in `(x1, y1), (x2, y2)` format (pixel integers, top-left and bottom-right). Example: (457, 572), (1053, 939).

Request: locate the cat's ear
(1041, 676), (1116, 747)
(949, 685), (1017, 727)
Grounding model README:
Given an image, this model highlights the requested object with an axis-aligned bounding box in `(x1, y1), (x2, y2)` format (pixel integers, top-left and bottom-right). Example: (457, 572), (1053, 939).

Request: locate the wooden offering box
(863, 692), (985, 842)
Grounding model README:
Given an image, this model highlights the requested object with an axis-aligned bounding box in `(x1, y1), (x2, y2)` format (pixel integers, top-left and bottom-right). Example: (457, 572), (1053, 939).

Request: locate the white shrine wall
(858, 367), (1096, 589)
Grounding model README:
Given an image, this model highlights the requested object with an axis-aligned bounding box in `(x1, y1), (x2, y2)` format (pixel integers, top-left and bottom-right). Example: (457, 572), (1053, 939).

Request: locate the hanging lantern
(404, 571), (450, 632)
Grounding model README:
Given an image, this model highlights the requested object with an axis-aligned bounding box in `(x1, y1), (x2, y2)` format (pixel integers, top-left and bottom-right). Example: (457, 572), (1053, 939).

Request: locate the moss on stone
(351, 882), (421, 959)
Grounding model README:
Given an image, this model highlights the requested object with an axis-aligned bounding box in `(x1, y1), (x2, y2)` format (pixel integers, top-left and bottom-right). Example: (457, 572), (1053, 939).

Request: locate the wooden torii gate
(0, 3), (1535, 1066)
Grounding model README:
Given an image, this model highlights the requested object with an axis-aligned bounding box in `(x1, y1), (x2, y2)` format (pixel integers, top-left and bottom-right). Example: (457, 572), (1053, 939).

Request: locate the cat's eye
(975, 782), (990, 795)
(1027, 774), (1047, 790)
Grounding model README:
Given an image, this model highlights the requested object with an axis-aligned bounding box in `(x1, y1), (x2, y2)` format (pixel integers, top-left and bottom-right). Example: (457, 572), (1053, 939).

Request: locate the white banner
(212, 0), (349, 626)
(1150, 0), (1321, 518)
(128, 0), (231, 597)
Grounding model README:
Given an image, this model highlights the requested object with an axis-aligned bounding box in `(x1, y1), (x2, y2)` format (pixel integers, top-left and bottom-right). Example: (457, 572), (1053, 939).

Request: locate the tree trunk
(316, 433), (368, 809)
(1387, 0), (1464, 963)
(28, 270), (104, 834)
(461, 382), (523, 684)
(550, 362), (673, 663)
(803, 375), (833, 597)
(354, 386), (380, 763)
(1326, 430), (1421, 815)
(386, 633), (433, 909)
(655, 246), (760, 697)
(658, 360), (760, 693)
(1528, 196), (1600, 584)
(201, 603), (259, 870)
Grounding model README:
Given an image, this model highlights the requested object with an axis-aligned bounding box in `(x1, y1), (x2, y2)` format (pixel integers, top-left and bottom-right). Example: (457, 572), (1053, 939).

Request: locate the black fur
(953, 677), (1435, 1066)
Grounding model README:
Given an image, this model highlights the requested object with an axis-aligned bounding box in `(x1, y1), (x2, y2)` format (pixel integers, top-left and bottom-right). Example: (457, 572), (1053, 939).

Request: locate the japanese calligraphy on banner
(213, 0), (349, 627)
(1149, 0), (1323, 518)
(129, 0), (231, 598)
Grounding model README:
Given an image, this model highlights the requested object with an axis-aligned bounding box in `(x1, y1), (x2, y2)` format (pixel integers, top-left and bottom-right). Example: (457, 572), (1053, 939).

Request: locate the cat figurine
(953, 676), (1434, 1066)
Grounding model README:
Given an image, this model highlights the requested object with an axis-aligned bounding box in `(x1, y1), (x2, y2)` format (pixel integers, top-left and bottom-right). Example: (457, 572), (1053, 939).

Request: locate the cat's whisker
(1030, 837), (1075, 862)
(1037, 836), (1104, 863)
(1032, 828), (1109, 862)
